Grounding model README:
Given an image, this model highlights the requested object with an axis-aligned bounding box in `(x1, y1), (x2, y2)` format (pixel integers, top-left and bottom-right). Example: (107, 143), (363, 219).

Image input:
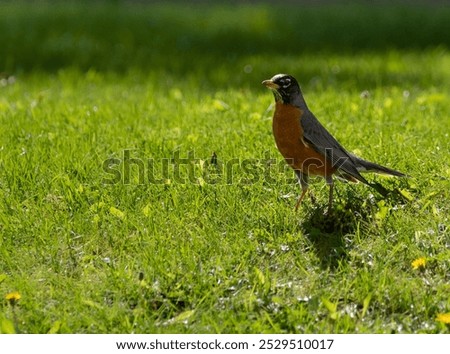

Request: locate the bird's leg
(294, 170), (309, 211)
(326, 175), (334, 213)
(295, 190), (307, 211)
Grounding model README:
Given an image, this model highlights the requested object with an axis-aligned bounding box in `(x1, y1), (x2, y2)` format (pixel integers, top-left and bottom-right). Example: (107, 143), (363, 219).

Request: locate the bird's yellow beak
(262, 79), (279, 89)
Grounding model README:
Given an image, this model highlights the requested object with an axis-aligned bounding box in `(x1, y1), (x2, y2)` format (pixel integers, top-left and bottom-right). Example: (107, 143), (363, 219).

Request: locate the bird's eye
(282, 78), (291, 88)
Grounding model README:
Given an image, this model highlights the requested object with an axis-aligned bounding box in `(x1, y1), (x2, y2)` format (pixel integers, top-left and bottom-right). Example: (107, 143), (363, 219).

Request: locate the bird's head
(262, 74), (302, 105)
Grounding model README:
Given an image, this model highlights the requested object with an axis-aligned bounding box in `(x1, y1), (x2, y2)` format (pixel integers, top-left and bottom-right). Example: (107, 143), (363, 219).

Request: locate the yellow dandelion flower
(411, 257), (426, 270)
(5, 291), (21, 305)
(436, 313), (450, 324)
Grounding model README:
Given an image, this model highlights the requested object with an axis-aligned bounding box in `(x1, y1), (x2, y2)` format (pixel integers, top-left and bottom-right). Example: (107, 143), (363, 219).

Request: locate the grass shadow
(298, 190), (375, 269)
(299, 180), (411, 269)
(1, 2), (449, 76)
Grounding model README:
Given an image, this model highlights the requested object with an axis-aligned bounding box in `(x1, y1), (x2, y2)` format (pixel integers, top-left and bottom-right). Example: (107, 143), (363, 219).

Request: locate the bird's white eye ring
(282, 78), (291, 88)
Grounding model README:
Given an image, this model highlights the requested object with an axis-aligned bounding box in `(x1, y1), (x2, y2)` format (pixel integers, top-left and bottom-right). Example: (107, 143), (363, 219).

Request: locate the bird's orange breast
(272, 102), (335, 177)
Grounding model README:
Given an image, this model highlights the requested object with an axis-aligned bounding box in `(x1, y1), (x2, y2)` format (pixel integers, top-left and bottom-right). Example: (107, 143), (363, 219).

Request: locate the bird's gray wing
(300, 109), (368, 184)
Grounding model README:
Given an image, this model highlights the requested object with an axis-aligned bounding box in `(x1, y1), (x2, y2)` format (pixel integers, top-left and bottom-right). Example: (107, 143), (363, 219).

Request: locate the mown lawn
(0, 1), (449, 334)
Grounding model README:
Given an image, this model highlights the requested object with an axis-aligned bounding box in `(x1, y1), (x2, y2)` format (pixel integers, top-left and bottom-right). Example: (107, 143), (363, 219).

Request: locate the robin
(262, 73), (405, 211)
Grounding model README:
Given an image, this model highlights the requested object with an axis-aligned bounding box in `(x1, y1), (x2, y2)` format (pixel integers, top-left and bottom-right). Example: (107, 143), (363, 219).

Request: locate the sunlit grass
(0, 1), (449, 334)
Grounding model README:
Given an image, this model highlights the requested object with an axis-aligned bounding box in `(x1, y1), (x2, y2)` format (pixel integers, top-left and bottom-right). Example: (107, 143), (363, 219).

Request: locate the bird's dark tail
(352, 156), (406, 177)
(346, 155), (408, 200)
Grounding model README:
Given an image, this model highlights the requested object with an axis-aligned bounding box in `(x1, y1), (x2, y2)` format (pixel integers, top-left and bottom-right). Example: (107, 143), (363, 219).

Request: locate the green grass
(1, 1), (450, 334)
